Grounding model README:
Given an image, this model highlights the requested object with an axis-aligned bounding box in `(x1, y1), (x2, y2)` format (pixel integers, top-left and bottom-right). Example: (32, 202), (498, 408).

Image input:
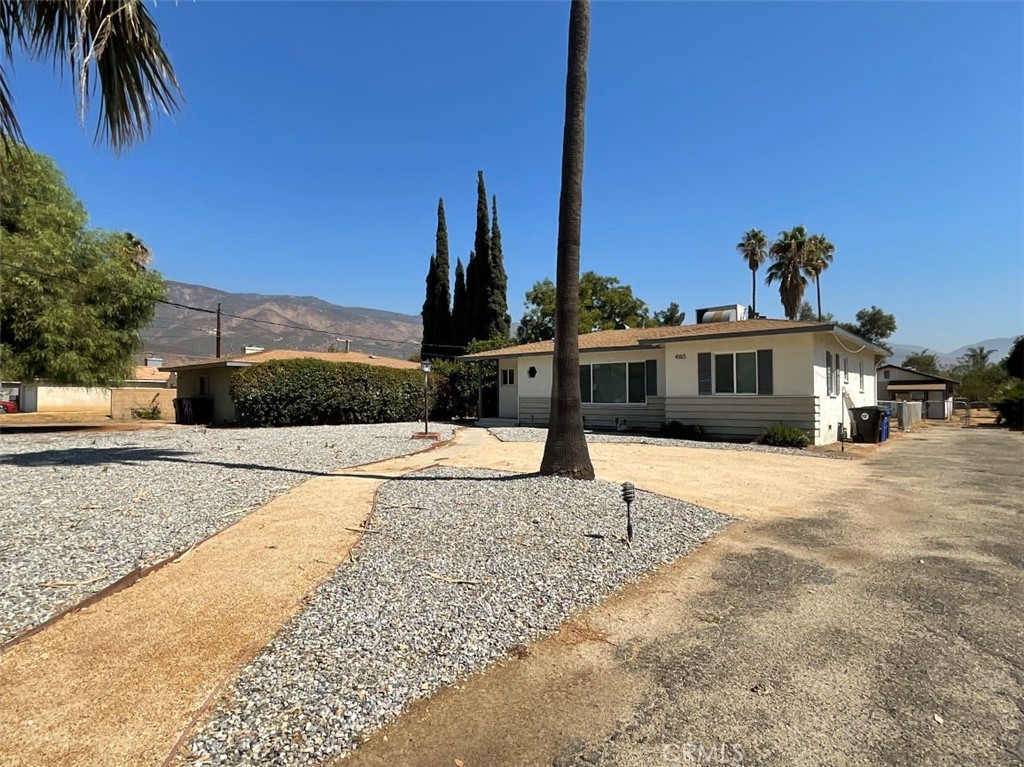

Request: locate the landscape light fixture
(621, 482), (636, 543)
(420, 360), (432, 435)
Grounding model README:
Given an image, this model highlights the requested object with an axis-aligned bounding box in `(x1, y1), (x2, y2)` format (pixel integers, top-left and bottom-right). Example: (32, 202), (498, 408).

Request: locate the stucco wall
(18, 384), (110, 413)
(813, 336), (878, 444)
(175, 368), (237, 424)
(110, 388), (177, 420)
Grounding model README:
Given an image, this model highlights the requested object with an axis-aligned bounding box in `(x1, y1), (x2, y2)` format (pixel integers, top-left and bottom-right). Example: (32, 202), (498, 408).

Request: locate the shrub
(130, 395), (164, 420)
(757, 424), (810, 448)
(429, 359), (479, 420)
(992, 378), (1024, 429)
(231, 359), (440, 427)
(658, 420), (706, 441)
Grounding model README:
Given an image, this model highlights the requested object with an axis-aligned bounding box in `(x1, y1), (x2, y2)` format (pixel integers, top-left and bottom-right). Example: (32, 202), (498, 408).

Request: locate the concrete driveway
(343, 426), (1024, 767)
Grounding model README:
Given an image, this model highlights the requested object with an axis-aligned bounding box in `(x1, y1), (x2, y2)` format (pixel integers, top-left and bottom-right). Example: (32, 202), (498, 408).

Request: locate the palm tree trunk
(816, 277), (822, 321)
(751, 268), (757, 316)
(540, 0), (595, 479)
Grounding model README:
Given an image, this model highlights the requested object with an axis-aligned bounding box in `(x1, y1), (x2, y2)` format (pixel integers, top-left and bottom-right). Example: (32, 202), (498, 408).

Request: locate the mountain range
(141, 281), (1018, 370)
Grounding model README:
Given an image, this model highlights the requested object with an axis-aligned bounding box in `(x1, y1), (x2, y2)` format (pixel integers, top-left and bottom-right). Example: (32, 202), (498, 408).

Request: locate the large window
(714, 352), (757, 394)
(579, 360), (654, 404)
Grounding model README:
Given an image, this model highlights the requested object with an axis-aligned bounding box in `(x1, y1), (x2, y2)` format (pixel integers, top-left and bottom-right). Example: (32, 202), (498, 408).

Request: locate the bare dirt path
(342, 427), (1024, 767)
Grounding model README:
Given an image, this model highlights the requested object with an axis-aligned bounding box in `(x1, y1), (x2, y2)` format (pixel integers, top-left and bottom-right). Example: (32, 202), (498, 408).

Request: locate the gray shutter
(826, 351), (833, 396)
(645, 359), (657, 396)
(698, 353), (712, 395)
(757, 349), (773, 395)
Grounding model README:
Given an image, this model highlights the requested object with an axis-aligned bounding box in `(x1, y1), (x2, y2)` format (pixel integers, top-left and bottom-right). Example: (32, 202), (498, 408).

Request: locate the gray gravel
(0, 423), (452, 644)
(185, 466), (731, 765)
(489, 426), (832, 457)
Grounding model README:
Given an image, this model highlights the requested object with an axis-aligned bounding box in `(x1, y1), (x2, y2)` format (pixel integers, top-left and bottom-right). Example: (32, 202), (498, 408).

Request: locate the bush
(429, 359), (479, 420)
(992, 378), (1024, 429)
(130, 395), (164, 420)
(231, 359), (439, 427)
(757, 424), (810, 448)
(658, 420), (706, 441)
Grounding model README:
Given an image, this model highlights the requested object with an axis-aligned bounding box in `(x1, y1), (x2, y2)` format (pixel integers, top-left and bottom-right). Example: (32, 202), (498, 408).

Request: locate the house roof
(887, 383), (949, 392)
(461, 319), (886, 360)
(160, 349), (420, 373)
(877, 363), (959, 383)
(131, 365), (172, 382)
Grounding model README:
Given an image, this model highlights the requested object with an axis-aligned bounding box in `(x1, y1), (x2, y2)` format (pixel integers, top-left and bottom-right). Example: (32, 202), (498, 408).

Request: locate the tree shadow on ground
(0, 445), (539, 482)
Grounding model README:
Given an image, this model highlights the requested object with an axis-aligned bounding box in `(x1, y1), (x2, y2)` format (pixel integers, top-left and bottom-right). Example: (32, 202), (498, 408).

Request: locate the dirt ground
(1, 426), (1020, 767)
(344, 427), (1024, 767)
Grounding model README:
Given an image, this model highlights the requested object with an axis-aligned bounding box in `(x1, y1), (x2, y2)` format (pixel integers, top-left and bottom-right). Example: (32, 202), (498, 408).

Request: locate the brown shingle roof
(131, 365), (172, 382)
(160, 349), (419, 372)
(461, 319), (837, 359)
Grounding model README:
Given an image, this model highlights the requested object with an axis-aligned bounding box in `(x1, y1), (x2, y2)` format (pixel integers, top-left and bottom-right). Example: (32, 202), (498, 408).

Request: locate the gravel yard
(489, 426), (831, 457)
(184, 466), (731, 765)
(0, 423), (453, 645)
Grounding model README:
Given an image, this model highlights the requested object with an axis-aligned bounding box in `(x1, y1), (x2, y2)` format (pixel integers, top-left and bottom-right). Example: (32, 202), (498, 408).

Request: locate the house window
(714, 352), (757, 395)
(835, 356), (841, 394)
(859, 362), (864, 393)
(501, 369), (515, 386)
(883, 369), (890, 379)
(579, 362), (650, 404)
(844, 357), (849, 384)
(198, 375), (208, 396)
(826, 352), (833, 397)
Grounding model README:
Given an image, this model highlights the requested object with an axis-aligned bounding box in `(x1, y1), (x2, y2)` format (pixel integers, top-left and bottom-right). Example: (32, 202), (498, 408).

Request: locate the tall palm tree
(1, 0), (182, 150)
(736, 228), (768, 316)
(540, 0), (594, 479)
(765, 226), (809, 320)
(803, 233), (835, 321)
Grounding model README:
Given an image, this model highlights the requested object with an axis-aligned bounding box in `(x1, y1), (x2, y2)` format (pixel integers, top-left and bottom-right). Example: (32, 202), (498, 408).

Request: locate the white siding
(813, 336), (878, 444)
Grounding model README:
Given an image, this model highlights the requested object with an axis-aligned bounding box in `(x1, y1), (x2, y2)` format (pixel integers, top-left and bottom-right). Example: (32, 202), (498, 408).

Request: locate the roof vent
(696, 304), (748, 324)
(241, 345), (265, 355)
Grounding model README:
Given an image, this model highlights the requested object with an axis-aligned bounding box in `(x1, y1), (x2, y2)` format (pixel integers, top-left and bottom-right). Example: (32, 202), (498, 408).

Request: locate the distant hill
(141, 281), (422, 365)
(886, 337), (1019, 368)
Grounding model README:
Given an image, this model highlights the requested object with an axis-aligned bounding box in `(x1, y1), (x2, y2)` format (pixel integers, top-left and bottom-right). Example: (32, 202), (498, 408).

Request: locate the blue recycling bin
(880, 407), (891, 441)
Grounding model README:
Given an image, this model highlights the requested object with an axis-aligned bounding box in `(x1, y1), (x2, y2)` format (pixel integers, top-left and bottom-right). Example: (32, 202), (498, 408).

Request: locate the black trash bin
(850, 406), (883, 443)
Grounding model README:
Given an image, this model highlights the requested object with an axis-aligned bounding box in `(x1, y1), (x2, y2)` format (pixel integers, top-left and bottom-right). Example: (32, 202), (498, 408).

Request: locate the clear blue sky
(11, 1), (1023, 351)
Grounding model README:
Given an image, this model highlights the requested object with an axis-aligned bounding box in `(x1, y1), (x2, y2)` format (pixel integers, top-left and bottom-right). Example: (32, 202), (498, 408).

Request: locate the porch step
(475, 417), (519, 427)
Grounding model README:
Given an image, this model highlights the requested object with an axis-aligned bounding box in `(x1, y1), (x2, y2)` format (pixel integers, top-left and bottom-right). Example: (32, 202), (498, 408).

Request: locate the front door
(498, 361), (518, 419)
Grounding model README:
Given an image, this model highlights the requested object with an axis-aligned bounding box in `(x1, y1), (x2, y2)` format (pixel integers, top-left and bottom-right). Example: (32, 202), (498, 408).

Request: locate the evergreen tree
(463, 249), (479, 345)
(483, 194), (511, 339)
(470, 170), (491, 340)
(420, 254), (439, 359)
(433, 198), (452, 350)
(452, 257), (469, 350)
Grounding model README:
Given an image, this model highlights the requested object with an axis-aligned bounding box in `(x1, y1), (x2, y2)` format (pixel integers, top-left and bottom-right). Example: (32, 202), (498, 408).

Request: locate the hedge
(231, 359), (439, 427)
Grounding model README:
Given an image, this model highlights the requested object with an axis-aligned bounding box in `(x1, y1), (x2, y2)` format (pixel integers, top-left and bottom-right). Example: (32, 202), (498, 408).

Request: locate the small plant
(130, 395), (164, 420)
(658, 420), (706, 441)
(757, 424), (810, 448)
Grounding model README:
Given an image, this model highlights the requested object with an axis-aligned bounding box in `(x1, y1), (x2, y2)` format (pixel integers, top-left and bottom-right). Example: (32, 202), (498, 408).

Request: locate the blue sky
(10, 1), (1023, 350)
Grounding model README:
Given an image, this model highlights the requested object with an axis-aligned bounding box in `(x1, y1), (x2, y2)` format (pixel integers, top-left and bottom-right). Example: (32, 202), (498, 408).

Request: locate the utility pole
(215, 302), (222, 358)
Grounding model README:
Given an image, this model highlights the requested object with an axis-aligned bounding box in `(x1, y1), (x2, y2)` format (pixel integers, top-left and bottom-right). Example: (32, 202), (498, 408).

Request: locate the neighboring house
(11, 358), (176, 415)
(875, 364), (959, 419)
(160, 349), (420, 425)
(461, 312), (887, 445)
(129, 358), (177, 388)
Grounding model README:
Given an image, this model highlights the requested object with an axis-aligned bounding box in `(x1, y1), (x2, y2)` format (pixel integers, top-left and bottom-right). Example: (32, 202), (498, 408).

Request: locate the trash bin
(880, 407), (891, 442)
(172, 397), (213, 425)
(850, 406), (883, 443)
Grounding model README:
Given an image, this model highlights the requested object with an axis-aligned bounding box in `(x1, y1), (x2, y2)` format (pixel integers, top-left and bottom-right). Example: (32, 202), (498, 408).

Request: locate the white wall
(662, 332), (815, 397)
(516, 347), (664, 400)
(813, 335), (878, 443)
(19, 384), (110, 413)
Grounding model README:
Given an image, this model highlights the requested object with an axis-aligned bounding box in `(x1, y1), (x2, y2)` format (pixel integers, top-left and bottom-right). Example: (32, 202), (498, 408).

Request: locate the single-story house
(875, 363), (959, 419)
(161, 348), (420, 425)
(461, 313), (887, 445)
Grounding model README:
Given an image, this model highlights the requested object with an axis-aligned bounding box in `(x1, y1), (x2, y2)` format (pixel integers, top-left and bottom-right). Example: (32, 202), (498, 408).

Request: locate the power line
(4, 261), (465, 351)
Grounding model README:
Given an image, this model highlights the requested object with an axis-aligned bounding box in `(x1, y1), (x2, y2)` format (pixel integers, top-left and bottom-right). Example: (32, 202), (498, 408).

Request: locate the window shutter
(646, 359), (657, 396)
(757, 349), (773, 395)
(826, 351), (833, 396)
(698, 353), (712, 395)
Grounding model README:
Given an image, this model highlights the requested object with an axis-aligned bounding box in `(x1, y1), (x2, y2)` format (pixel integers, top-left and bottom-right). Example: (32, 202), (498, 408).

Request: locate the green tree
(452, 257), (469, 350)
(1, 148), (165, 384)
(803, 233), (835, 321)
(540, 0), (594, 479)
(837, 306), (897, 350)
(901, 350), (943, 376)
(952, 347), (1006, 403)
(517, 272), (650, 344)
(482, 195), (511, 340)
(798, 301), (834, 322)
(652, 302), (685, 326)
(467, 170), (492, 341)
(1002, 336), (1024, 380)
(736, 228), (768, 316)
(765, 226), (809, 320)
(1, 0), (182, 149)
(420, 198), (453, 359)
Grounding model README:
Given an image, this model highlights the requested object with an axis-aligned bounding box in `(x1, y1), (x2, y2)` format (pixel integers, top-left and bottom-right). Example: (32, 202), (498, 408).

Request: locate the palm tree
(540, 0), (594, 479)
(803, 233), (835, 321)
(765, 226), (809, 320)
(736, 228), (768, 316)
(1, 1), (182, 150)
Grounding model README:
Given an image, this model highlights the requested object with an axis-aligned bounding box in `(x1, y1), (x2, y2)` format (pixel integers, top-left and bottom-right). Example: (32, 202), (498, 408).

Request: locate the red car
(0, 400), (18, 414)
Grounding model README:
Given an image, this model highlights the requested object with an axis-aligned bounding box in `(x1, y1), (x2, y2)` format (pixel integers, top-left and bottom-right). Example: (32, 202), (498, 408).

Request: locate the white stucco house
(461, 314), (887, 445)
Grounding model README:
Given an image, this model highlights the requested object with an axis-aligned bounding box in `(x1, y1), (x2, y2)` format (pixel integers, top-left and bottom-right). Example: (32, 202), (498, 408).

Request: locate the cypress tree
(471, 170), (491, 341)
(420, 254), (439, 359)
(464, 247), (479, 344)
(452, 257), (468, 349)
(484, 194), (511, 339)
(434, 197), (453, 349)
